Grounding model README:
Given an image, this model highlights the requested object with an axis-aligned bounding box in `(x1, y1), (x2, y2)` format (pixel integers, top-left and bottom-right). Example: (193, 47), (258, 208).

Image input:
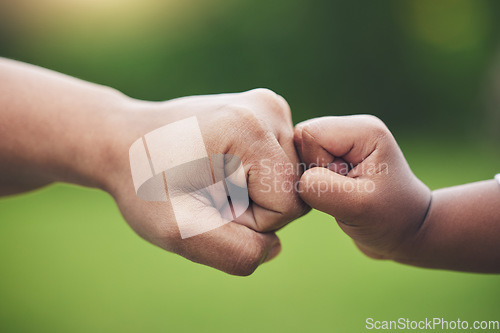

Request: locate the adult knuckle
(230, 105), (256, 121)
(249, 87), (279, 101)
(295, 199), (312, 218)
(366, 115), (387, 129)
(273, 94), (291, 116)
(229, 237), (265, 276)
(357, 115), (389, 137)
(229, 106), (261, 128)
(276, 206), (309, 230)
(227, 106), (273, 146)
(250, 88), (291, 118)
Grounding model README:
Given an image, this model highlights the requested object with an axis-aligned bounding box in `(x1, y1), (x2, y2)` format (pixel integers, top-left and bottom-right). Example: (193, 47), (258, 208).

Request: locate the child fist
(294, 115), (431, 261)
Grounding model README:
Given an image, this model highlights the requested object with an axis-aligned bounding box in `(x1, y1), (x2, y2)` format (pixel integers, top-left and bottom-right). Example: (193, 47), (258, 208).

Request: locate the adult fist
(106, 89), (309, 275)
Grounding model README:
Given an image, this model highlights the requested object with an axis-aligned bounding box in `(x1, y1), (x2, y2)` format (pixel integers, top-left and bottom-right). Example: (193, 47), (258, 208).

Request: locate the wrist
(389, 187), (434, 265)
(86, 97), (171, 196)
(53, 89), (138, 192)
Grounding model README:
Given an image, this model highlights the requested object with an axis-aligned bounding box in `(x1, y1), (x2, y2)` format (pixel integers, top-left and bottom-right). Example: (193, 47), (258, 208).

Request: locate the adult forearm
(0, 58), (131, 194)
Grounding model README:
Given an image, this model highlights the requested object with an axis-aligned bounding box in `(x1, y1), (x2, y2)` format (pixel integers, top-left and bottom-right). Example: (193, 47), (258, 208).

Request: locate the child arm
(295, 115), (500, 273)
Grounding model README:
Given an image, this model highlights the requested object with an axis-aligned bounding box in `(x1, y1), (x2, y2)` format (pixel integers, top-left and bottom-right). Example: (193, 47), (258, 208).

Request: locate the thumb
(298, 166), (374, 224)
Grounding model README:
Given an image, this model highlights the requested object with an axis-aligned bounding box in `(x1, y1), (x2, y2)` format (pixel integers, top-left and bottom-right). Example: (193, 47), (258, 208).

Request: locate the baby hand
(294, 115), (431, 261)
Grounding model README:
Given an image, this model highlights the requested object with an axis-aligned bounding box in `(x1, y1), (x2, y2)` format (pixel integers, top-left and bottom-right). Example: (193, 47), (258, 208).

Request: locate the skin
(294, 115), (500, 273)
(3, 57), (497, 275)
(0, 58), (309, 276)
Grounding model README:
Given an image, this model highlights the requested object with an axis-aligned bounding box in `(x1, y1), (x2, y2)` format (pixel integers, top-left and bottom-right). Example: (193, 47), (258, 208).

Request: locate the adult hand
(0, 58), (307, 275)
(108, 89), (309, 275)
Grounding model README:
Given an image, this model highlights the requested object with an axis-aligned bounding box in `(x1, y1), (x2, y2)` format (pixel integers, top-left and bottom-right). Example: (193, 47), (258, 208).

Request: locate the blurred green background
(0, 0), (499, 332)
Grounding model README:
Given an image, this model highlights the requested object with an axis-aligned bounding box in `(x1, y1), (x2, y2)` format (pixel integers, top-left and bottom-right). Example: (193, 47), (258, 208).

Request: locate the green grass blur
(0, 0), (499, 332)
(0, 141), (499, 333)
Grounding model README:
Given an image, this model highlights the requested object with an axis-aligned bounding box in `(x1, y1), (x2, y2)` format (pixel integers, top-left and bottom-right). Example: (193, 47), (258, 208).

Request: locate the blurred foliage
(1, 1), (500, 332)
(0, 140), (499, 333)
(1, 0), (499, 140)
